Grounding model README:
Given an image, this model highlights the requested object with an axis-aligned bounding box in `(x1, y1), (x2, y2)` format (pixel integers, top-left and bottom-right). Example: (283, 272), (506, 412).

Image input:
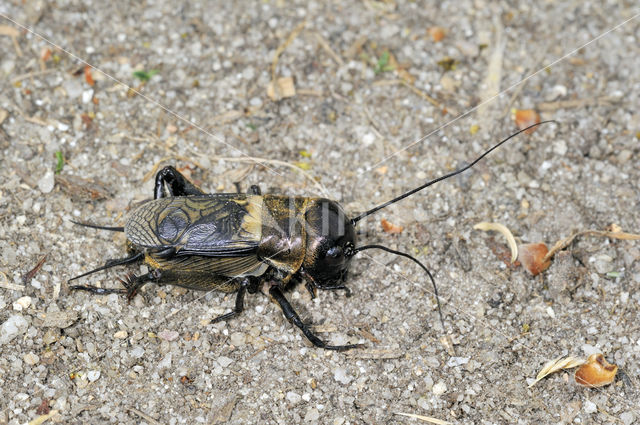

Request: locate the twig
(544, 230), (640, 262)
(271, 20), (306, 81)
(313, 32), (344, 66)
(536, 96), (622, 112)
(126, 407), (161, 425)
(10, 68), (57, 85)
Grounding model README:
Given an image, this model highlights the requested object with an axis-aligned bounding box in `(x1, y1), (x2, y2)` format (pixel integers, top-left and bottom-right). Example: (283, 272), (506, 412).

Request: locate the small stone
(304, 408), (320, 422)
(446, 357), (470, 367)
(131, 346), (145, 358)
(41, 310), (78, 328)
(82, 89), (94, 104)
(158, 330), (179, 341)
(286, 391), (302, 404)
(38, 171), (55, 194)
(0, 315), (29, 345)
(87, 370), (100, 382)
(23, 352), (39, 365)
(13, 296), (32, 311)
(114, 330), (128, 339)
(620, 411), (635, 425)
(583, 400), (597, 414)
(334, 367), (352, 385)
(158, 353), (172, 369)
(432, 381), (447, 395)
(230, 332), (246, 346)
(217, 356), (233, 368)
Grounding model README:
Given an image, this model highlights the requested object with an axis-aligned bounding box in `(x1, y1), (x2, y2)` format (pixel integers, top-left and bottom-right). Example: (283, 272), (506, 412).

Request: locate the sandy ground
(1, 1), (639, 424)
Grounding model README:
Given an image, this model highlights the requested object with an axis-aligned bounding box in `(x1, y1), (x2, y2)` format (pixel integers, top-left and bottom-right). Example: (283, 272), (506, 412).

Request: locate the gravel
(1, 1), (639, 424)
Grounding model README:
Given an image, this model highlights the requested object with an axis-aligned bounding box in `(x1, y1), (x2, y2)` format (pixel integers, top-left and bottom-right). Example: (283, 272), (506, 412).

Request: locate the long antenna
(351, 121), (557, 224)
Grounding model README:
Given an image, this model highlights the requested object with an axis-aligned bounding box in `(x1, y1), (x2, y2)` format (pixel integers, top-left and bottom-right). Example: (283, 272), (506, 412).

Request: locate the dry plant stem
(271, 20), (306, 81)
(544, 230), (640, 262)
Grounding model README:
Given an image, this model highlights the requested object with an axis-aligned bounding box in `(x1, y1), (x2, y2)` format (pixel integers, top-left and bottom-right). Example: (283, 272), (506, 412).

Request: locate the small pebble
(334, 367), (352, 385)
(23, 352), (39, 365)
(217, 356), (233, 368)
(0, 315), (29, 345)
(114, 330), (128, 339)
(620, 411), (635, 425)
(38, 171), (55, 194)
(131, 346), (145, 358)
(230, 332), (246, 346)
(286, 391), (302, 404)
(583, 400), (597, 414)
(158, 330), (179, 341)
(87, 370), (101, 382)
(13, 296), (32, 311)
(432, 381), (447, 395)
(304, 408), (320, 422)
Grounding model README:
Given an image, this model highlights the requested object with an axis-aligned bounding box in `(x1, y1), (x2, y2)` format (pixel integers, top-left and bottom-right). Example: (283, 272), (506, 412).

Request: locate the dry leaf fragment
(513, 109), (541, 134)
(529, 356), (585, 387)
(381, 218), (403, 234)
(574, 353), (618, 388)
(428, 27), (446, 42)
(84, 65), (95, 87)
(267, 77), (296, 101)
(473, 222), (518, 263)
(518, 243), (551, 276)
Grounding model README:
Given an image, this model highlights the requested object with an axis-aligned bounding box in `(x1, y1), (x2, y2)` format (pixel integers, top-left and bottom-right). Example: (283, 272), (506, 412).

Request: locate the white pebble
(158, 353), (172, 369)
(334, 367), (352, 385)
(304, 408), (320, 422)
(432, 381), (447, 395)
(230, 332), (246, 346)
(217, 356), (233, 368)
(87, 370), (101, 382)
(583, 399), (597, 414)
(38, 171), (55, 194)
(0, 315), (29, 345)
(131, 346), (145, 358)
(23, 352), (39, 365)
(286, 391), (302, 404)
(13, 296), (32, 311)
(82, 89), (94, 104)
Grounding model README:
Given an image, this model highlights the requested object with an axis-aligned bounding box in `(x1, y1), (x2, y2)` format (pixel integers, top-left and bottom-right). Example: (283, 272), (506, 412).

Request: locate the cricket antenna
(352, 244), (446, 332)
(351, 120), (557, 224)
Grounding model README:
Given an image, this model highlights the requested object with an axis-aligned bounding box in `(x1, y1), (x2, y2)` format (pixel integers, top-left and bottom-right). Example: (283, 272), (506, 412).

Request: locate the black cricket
(69, 121), (553, 350)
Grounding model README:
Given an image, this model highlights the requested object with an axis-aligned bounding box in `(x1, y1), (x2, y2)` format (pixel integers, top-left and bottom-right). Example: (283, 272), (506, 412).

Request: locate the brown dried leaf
(428, 27), (446, 42)
(84, 65), (95, 87)
(513, 109), (541, 134)
(518, 243), (551, 276)
(473, 222), (518, 263)
(381, 218), (404, 234)
(574, 353), (618, 388)
(529, 356), (585, 387)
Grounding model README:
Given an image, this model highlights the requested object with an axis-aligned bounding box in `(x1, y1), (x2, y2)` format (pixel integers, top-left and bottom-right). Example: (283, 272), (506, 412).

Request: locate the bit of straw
(544, 229), (640, 262)
(394, 412), (452, 424)
(529, 356), (585, 387)
(473, 222), (518, 263)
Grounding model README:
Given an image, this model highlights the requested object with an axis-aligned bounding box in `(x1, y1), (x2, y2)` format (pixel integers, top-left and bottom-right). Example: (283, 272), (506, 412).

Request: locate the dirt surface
(1, 1), (639, 424)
